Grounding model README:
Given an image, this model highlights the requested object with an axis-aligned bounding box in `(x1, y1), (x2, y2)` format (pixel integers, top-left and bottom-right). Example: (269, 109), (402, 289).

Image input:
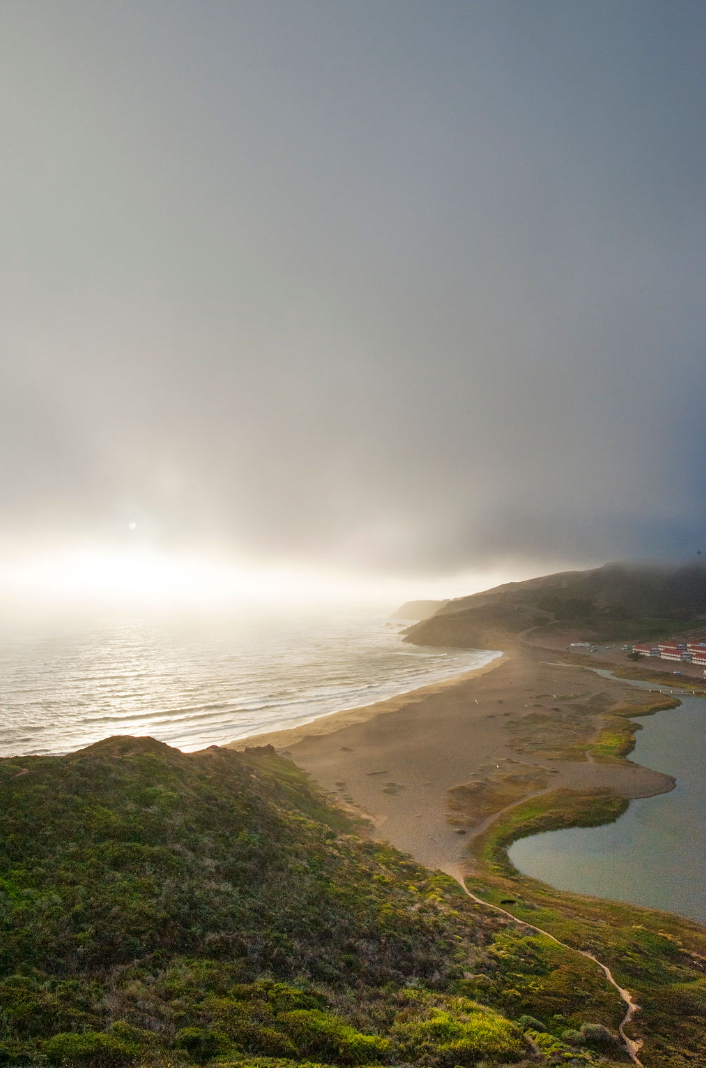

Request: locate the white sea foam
(0, 609), (499, 758)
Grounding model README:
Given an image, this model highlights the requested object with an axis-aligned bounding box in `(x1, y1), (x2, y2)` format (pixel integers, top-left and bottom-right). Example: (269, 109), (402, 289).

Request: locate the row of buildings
(632, 640), (706, 666)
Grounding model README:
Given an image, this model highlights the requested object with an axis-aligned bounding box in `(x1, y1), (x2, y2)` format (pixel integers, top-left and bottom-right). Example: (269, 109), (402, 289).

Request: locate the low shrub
(562, 1028), (586, 1046)
(174, 1027), (231, 1064)
(277, 1009), (390, 1064)
(516, 1014), (546, 1032)
(44, 1027), (139, 1067)
(580, 1021), (618, 1047)
(394, 1007), (524, 1065)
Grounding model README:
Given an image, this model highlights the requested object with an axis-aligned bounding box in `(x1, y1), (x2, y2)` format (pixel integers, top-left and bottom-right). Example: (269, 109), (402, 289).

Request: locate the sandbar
(228, 647), (676, 877)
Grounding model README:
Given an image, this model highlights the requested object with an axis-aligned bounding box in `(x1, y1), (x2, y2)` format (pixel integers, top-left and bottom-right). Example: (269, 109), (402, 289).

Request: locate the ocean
(0, 608), (498, 759)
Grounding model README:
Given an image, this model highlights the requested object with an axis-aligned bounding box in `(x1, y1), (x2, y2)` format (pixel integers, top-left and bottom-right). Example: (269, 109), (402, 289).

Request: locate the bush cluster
(0, 738), (632, 1066)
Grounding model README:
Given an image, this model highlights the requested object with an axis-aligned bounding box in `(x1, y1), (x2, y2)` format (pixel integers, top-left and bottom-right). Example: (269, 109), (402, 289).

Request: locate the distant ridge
(390, 598), (448, 620)
(405, 562), (706, 650)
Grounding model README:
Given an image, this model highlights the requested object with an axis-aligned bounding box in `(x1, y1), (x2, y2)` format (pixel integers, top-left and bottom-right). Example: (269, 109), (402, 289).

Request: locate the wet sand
(226, 653), (503, 750)
(227, 649), (675, 876)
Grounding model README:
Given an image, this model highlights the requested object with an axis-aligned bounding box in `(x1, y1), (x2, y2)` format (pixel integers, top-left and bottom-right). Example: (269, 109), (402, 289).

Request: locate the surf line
(458, 882), (643, 1065)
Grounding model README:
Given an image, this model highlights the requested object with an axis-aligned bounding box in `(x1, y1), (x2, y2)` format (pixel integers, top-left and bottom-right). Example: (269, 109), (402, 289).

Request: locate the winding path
(456, 880), (644, 1065)
(441, 640), (670, 1061)
(435, 643), (646, 1061)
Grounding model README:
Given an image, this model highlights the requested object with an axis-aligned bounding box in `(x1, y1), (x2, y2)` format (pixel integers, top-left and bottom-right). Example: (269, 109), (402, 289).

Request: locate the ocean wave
(0, 614), (497, 758)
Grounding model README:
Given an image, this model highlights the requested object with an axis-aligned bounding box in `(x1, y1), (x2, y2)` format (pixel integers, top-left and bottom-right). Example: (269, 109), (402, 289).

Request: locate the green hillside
(405, 562), (706, 648)
(0, 737), (637, 1067)
(389, 601), (448, 621)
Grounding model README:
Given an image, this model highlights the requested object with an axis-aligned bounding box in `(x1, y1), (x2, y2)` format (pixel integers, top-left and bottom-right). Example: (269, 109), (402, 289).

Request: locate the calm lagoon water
(509, 676), (706, 924)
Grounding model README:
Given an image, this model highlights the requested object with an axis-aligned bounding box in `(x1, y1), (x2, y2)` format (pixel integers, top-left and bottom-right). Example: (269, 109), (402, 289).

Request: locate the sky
(1, 1), (705, 606)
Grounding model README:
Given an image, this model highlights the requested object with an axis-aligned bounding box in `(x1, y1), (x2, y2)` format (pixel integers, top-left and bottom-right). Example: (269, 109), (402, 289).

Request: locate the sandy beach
(228, 646), (675, 876)
(226, 652), (503, 750)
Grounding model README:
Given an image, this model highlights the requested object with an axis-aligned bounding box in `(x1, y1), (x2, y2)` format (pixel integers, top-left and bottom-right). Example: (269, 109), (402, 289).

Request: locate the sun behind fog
(0, 547), (433, 612)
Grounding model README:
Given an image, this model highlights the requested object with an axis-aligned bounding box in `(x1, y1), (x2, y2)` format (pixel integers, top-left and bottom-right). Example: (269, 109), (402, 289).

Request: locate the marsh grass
(466, 788), (706, 1066)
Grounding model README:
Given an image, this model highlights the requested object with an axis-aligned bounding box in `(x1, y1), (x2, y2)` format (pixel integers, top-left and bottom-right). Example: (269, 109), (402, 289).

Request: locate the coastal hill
(1, 735), (638, 1067)
(404, 562), (706, 650)
(390, 599), (448, 620)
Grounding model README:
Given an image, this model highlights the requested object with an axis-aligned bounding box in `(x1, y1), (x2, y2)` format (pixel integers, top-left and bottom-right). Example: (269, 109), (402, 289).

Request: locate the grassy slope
(0, 737), (635, 1068)
(405, 562), (706, 649)
(466, 784), (706, 1067)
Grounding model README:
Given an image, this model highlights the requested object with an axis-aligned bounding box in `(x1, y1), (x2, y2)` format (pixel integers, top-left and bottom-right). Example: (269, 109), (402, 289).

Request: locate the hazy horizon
(2, 1), (704, 610)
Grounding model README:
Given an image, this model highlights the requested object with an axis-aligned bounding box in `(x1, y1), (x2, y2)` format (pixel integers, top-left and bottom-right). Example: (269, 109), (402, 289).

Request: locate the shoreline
(228, 618), (704, 931)
(257, 628), (706, 1059)
(225, 650), (504, 751)
(227, 643), (676, 876)
(499, 689), (706, 924)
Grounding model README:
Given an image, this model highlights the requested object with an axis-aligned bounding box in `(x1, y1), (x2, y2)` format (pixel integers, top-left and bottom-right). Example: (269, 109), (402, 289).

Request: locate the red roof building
(657, 643), (688, 661)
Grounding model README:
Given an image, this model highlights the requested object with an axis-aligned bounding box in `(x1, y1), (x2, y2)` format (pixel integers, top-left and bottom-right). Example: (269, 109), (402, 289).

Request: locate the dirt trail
(444, 867), (644, 1065)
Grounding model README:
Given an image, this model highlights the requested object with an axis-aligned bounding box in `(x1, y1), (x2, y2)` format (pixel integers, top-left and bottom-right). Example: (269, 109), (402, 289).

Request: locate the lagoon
(509, 679), (706, 924)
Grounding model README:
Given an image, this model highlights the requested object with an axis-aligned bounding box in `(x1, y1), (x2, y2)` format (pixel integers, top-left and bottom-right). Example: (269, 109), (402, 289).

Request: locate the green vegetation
(560, 613), (706, 643)
(0, 737), (634, 1067)
(609, 663), (706, 696)
(537, 597), (598, 622)
(467, 789), (706, 1067)
(473, 789), (630, 879)
(504, 692), (615, 763)
(499, 687), (681, 765)
(591, 696), (679, 762)
(406, 562), (706, 649)
(447, 765), (554, 828)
